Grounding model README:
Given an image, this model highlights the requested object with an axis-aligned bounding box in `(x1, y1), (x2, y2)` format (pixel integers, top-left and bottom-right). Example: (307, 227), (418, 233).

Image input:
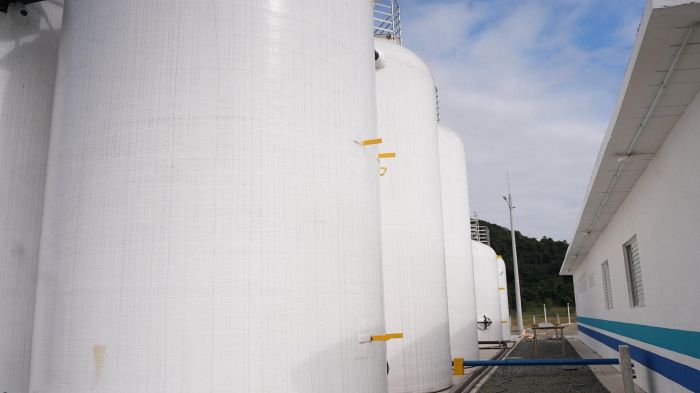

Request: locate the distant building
(560, 1), (700, 392)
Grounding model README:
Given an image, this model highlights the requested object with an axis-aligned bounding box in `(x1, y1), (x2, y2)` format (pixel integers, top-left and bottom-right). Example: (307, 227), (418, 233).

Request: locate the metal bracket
(370, 332), (403, 341)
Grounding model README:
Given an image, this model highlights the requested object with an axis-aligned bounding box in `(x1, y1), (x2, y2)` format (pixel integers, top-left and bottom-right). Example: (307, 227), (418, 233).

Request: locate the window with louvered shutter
(624, 236), (645, 307)
(601, 261), (613, 310)
(576, 274), (588, 294)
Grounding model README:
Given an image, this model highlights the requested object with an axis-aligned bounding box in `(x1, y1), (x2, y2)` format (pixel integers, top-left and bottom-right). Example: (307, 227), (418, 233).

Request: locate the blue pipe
(460, 358), (619, 366)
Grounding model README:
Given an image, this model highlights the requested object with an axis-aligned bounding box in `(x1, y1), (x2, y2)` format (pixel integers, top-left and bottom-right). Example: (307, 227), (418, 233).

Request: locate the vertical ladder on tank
(471, 215), (491, 246)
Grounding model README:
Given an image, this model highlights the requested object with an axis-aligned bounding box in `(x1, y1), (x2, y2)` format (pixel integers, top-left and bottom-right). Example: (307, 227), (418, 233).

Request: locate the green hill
(478, 220), (574, 309)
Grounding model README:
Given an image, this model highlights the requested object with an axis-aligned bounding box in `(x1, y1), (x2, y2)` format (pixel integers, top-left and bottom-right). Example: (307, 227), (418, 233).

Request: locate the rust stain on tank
(93, 345), (106, 383)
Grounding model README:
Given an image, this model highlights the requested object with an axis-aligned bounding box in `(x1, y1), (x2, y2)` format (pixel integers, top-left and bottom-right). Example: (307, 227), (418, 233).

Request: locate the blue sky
(396, 0), (647, 240)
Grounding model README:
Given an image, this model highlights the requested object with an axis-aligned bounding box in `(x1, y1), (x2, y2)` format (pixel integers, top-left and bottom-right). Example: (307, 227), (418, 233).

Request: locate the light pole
(503, 174), (524, 335)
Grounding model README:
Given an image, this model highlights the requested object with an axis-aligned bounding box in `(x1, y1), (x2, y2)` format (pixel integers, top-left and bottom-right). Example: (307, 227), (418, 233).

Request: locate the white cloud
(398, 0), (644, 240)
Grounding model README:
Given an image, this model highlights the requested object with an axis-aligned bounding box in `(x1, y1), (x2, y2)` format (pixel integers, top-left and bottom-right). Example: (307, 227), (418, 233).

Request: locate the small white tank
(376, 38), (452, 393)
(0, 3), (62, 392)
(472, 241), (503, 343)
(497, 256), (511, 339)
(30, 2), (386, 392)
(438, 125), (479, 361)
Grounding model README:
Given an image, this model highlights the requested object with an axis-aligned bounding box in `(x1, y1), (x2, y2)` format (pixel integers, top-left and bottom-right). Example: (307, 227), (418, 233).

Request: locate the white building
(560, 1), (700, 392)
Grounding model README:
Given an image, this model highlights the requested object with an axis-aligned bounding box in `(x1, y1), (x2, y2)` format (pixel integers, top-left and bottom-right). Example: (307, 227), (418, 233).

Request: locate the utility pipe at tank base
(451, 341), (513, 393)
(478, 341), (514, 345)
(458, 345), (637, 393)
(460, 358), (619, 367)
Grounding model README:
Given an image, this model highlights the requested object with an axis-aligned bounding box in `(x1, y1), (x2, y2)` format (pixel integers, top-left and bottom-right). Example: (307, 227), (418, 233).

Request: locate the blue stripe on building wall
(578, 324), (700, 392)
(577, 316), (700, 360)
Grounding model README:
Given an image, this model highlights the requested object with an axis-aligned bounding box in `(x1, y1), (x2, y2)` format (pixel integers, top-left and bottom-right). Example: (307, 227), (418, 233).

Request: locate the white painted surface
(438, 125), (479, 362)
(572, 85), (700, 393)
(496, 256), (511, 339)
(562, 1), (700, 273)
(375, 38), (452, 393)
(30, 1), (386, 392)
(472, 241), (502, 343)
(0, 3), (62, 392)
(654, 0), (700, 7)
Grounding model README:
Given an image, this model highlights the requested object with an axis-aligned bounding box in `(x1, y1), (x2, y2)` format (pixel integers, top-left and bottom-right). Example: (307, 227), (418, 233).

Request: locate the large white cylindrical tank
(472, 241), (503, 343)
(497, 256), (511, 339)
(438, 125), (479, 361)
(375, 38), (452, 393)
(30, 2), (386, 392)
(0, 3), (62, 393)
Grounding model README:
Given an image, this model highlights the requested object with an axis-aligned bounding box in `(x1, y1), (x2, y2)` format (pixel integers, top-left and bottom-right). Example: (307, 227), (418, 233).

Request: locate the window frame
(622, 235), (645, 308)
(601, 260), (613, 310)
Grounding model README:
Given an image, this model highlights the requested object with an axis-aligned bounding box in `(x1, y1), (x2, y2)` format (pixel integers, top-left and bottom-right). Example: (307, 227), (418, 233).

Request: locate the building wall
(572, 90), (700, 393)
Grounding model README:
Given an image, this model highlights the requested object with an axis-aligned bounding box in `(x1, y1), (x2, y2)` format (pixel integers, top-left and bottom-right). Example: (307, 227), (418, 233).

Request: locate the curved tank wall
(30, 2), (386, 392)
(472, 240), (503, 343)
(497, 256), (511, 339)
(0, 3), (62, 392)
(438, 125), (479, 361)
(375, 37), (452, 393)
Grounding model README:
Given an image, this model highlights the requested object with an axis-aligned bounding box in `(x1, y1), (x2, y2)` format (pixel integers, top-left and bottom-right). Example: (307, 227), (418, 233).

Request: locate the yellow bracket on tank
(379, 166), (388, 176)
(499, 287), (506, 291)
(362, 138), (383, 146)
(454, 358), (464, 376)
(378, 152), (396, 159)
(371, 332), (403, 341)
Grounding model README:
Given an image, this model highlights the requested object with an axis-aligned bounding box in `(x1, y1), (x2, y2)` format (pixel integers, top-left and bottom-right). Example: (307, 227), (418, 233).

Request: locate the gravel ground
(476, 337), (609, 393)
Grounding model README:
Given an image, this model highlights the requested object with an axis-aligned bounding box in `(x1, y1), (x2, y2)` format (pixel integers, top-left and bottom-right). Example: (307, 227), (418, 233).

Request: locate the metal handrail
(373, 0), (402, 44)
(471, 217), (490, 246)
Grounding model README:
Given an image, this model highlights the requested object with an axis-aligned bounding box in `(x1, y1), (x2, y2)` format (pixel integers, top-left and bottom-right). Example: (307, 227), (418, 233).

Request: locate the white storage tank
(375, 37), (452, 393)
(30, 2), (386, 392)
(438, 125), (479, 361)
(472, 240), (503, 343)
(497, 255), (511, 339)
(0, 3), (62, 393)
